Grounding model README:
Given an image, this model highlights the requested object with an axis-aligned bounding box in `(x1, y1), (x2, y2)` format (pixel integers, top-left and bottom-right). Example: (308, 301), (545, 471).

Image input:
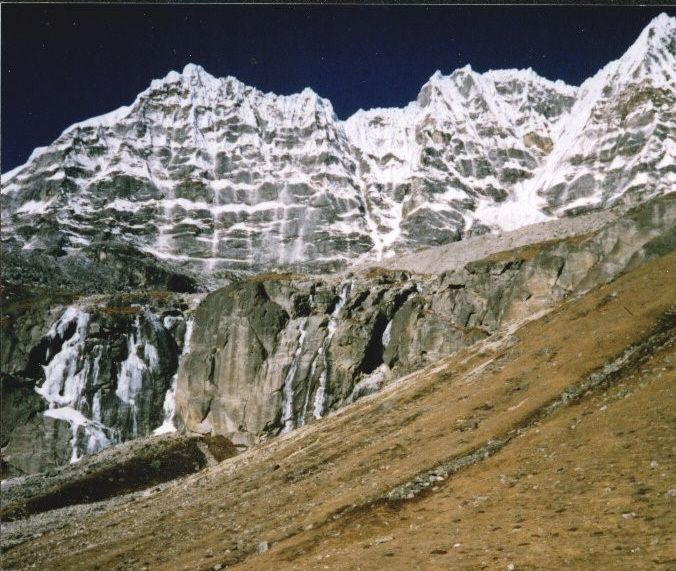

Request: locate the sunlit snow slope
(2, 14), (674, 275)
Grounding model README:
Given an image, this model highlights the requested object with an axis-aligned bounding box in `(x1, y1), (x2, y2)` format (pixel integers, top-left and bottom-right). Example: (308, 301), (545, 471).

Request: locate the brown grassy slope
(243, 329), (675, 571)
(3, 252), (674, 571)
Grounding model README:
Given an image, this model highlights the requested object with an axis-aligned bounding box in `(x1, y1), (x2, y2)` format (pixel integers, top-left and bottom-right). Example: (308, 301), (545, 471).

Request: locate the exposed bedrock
(2, 196), (672, 473)
(0, 433), (237, 524)
(174, 196), (674, 447)
(1, 292), (198, 476)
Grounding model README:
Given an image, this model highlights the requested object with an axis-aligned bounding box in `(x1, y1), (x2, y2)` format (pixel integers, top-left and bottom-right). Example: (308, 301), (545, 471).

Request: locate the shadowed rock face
(1, 16), (673, 280)
(1, 292), (196, 476)
(174, 274), (420, 447)
(0, 240), (203, 295)
(174, 196), (674, 447)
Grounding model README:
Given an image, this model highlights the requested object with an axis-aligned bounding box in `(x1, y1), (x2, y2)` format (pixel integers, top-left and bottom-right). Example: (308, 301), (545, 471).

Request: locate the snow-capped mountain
(2, 13), (674, 276)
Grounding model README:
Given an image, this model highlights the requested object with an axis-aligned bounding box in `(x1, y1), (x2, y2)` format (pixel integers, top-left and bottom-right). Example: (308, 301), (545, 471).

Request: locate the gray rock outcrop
(2, 195), (672, 475)
(174, 195), (674, 447)
(1, 292), (198, 476)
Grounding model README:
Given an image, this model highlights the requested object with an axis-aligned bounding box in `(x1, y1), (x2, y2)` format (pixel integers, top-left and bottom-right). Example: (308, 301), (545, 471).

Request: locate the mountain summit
(2, 14), (674, 277)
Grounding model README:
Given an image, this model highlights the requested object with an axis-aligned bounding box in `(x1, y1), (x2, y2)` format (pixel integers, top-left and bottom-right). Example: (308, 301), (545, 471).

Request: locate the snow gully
(312, 281), (351, 420)
(281, 317), (309, 434)
(154, 317), (195, 435)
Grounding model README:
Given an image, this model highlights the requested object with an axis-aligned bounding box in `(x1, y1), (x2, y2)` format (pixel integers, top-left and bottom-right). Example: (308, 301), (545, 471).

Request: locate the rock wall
(1, 293), (197, 476)
(2, 16), (673, 278)
(2, 196), (672, 474)
(174, 196), (674, 447)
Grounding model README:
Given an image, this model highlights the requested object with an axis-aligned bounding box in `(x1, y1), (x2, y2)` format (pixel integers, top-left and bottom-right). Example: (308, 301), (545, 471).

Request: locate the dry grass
(247, 271), (304, 283)
(258, 343), (674, 570)
(95, 305), (143, 316)
(108, 291), (176, 303)
(361, 266), (401, 279)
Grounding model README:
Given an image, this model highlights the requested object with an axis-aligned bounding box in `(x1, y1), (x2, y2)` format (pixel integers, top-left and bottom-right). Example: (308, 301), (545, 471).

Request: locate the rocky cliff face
(174, 195), (674, 447)
(2, 193), (672, 475)
(1, 292), (199, 476)
(2, 15), (673, 279)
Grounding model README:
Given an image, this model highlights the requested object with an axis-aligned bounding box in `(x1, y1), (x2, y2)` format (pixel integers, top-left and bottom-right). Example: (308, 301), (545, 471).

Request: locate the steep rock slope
(0, 292), (200, 476)
(1, 69), (373, 276)
(175, 195), (673, 447)
(343, 67), (577, 251)
(2, 249), (673, 570)
(2, 14), (673, 276)
(532, 14), (676, 216)
(2, 195), (672, 474)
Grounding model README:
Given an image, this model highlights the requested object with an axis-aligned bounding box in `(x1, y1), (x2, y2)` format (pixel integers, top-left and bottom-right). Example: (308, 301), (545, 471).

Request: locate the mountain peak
(645, 11), (674, 34)
(181, 62), (207, 76)
(582, 12), (675, 94)
(148, 63), (219, 92)
(300, 86), (320, 99)
(629, 12), (674, 57)
(429, 64), (474, 82)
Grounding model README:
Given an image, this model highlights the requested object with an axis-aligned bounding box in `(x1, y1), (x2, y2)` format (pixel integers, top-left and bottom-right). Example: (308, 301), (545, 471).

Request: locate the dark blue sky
(2, 4), (673, 172)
